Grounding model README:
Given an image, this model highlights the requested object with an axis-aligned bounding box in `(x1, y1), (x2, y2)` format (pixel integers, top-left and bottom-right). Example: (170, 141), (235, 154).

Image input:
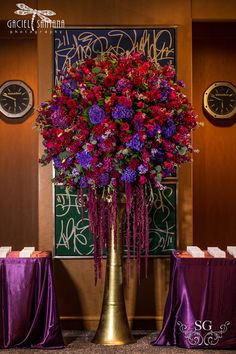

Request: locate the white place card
(22, 247), (35, 252)
(0, 247), (12, 257)
(0, 251), (9, 258)
(187, 246), (204, 258)
(207, 247), (226, 258)
(0, 246), (12, 252)
(19, 247), (35, 257)
(227, 246), (236, 257)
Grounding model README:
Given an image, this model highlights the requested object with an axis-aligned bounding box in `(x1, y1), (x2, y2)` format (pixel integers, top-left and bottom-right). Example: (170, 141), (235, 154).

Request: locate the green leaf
(156, 173), (162, 182)
(76, 164), (83, 173)
(155, 165), (162, 173)
(92, 67), (102, 74)
(178, 146), (187, 155)
(97, 73), (106, 79)
(59, 151), (70, 159)
(122, 148), (129, 155)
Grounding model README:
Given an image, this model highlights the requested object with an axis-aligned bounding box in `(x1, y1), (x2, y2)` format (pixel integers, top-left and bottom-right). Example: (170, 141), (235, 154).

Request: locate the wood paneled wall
(0, 30), (38, 249)
(192, 22), (236, 248)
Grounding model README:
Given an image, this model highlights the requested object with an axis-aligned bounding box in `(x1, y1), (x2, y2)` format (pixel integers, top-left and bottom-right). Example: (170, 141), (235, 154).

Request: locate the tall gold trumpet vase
(92, 196), (135, 345)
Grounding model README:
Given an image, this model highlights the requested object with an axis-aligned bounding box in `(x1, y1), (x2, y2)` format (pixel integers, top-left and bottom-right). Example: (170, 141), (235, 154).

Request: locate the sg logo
(195, 320), (212, 331)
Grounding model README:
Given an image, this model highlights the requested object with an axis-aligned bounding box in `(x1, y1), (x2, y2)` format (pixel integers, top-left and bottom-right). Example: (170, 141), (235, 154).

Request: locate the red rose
(67, 99), (76, 108)
(93, 125), (103, 135)
(120, 122), (130, 131)
(85, 58), (95, 68)
(87, 143), (95, 152)
(164, 161), (173, 170)
(46, 141), (54, 149)
(120, 132), (132, 143)
(104, 74), (116, 87)
(137, 101), (145, 109)
(118, 96), (132, 107)
(129, 158), (139, 169)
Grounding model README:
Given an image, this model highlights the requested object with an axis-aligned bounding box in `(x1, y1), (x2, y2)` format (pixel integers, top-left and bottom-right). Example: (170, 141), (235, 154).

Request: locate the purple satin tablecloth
(153, 250), (236, 349)
(0, 254), (64, 349)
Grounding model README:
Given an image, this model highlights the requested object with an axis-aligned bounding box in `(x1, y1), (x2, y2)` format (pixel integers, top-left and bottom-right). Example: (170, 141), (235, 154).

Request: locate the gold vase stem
(92, 200), (135, 345)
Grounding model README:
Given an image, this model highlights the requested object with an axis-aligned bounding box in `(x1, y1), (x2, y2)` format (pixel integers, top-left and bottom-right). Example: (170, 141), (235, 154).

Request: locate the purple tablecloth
(0, 255), (64, 349)
(153, 250), (236, 349)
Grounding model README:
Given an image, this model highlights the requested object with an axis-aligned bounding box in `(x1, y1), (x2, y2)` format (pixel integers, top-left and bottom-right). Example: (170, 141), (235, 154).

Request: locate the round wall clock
(0, 80), (34, 119)
(203, 82), (236, 119)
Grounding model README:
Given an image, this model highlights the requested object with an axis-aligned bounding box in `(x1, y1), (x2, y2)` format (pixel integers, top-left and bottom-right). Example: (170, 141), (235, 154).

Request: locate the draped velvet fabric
(0, 253), (64, 349)
(153, 251), (236, 349)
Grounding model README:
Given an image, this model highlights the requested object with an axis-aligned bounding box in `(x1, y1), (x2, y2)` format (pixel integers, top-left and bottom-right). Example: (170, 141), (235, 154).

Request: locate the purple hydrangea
(89, 104), (105, 125)
(126, 134), (143, 151)
(121, 168), (137, 183)
(116, 78), (132, 93)
(112, 104), (133, 120)
(62, 79), (77, 96)
(76, 150), (92, 169)
(138, 164), (148, 174)
(162, 120), (176, 139)
(79, 176), (88, 188)
(51, 109), (67, 128)
(147, 124), (161, 137)
(99, 173), (110, 186)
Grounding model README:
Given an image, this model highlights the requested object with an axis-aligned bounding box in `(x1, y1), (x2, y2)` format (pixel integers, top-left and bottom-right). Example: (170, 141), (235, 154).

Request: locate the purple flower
(65, 157), (73, 167)
(89, 104), (105, 124)
(51, 109), (67, 128)
(126, 134), (143, 151)
(138, 164), (148, 174)
(76, 150), (92, 169)
(72, 167), (80, 176)
(177, 80), (185, 88)
(160, 91), (168, 102)
(53, 157), (62, 168)
(163, 168), (173, 178)
(156, 147), (165, 163)
(99, 173), (110, 186)
(151, 148), (158, 156)
(62, 79), (77, 96)
(112, 104), (133, 120)
(121, 168), (137, 183)
(116, 78), (132, 92)
(162, 120), (176, 138)
(79, 176), (88, 188)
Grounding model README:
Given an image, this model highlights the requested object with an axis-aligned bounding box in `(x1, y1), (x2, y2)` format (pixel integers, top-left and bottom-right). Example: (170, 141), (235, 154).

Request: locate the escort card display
(187, 246), (204, 257)
(207, 247), (226, 258)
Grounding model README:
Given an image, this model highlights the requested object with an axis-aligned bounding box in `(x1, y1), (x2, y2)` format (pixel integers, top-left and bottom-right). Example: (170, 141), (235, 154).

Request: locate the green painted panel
(55, 183), (177, 257)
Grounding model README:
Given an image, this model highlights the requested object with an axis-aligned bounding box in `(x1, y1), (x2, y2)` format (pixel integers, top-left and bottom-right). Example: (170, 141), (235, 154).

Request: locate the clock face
(0, 81), (33, 119)
(204, 82), (236, 119)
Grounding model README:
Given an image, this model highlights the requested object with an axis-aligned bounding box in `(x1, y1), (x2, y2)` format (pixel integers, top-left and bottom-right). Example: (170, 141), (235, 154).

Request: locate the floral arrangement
(36, 52), (198, 281)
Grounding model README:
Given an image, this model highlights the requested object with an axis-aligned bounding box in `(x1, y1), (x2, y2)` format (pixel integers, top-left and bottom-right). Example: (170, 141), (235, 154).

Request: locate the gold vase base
(92, 307), (136, 345)
(92, 335), (136, 346)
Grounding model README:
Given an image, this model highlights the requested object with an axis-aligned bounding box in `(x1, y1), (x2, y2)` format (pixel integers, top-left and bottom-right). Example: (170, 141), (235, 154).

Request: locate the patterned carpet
(0, 331), (235, 353)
